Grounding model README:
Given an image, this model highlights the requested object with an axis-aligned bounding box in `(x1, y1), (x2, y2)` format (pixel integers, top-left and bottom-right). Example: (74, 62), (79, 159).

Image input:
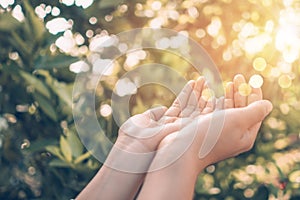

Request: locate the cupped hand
(115, 77), (208, 153)
(152, 74), (273, 174)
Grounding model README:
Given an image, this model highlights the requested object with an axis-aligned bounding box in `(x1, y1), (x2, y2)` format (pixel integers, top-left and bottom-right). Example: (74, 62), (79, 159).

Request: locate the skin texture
(137, 75), (272, 200)
(76, 78), (205, 200)
(76, 75), (273, 200)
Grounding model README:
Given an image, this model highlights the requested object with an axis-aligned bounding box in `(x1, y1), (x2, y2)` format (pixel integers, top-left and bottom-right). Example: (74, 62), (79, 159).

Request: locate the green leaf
(74, 151), (91, 164)
(0, 13), (22, 32)
(274, 163), (286, 179)
(60, 135), (73, 163)
(33, 93), (58, 121)
(45, 145), (64, 160)
(19, 70), (51, 98)
(49, 159), (70, 168)
(23, 0), (45, 42)
(66, 131), (84, 158)
(99, 0), (124, 9)
(33, 70), (73, 109)
(87, 159), (99, 169)
(25, 138), (56, 152)
(9, 31), (32, 57)
(49, 81), (73, 109)
(35, 54), (78, 70)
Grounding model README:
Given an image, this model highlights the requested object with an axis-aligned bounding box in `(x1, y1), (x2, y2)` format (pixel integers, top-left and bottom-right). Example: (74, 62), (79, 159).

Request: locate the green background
(0, 0), (299, 199)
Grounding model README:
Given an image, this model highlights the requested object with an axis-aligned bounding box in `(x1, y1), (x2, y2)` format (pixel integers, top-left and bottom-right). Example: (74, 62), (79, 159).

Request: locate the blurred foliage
(0, 0), (299, 199)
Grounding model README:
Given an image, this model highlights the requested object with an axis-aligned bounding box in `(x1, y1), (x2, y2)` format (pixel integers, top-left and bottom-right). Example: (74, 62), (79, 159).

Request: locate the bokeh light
(1, 0), (300, 199)
(238, 83), (252, 96)
(249, 74), (264, 88)
(253, 57), (267, 72)
(100, 104), (112, 117)
(278, 74), (292, 88)
(201, 88), (215, 101)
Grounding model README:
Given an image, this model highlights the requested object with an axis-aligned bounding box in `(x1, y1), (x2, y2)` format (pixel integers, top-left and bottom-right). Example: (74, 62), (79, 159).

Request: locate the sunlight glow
(124, 50), (147, 70)
(240, 22), (258, 38)
(89, 35), (117, 52)
(100, 104), (112, 117)
(201, 88), (215, 101)
(151, 1), (162, 11)
(188, 7), (199, 19)
(244, 34), (272, 54)
(115, 78), (137, 97)
(92, 59), (114, 76)
(62, 0), (74, 6)
(222, 49), (232, 61)
(270, 67), (281, 77)
(51, 7), (60, 16)
(195, 29), (206, 38)
(156, 37), (171, 49)
(149, 17), (164, 28)
(238, 83), (252, 96)
(275, 8), (300, 63)
(249, 74), (264, 88)
(207, 17), (222, 37)
(278, 61), (292, 73)
(264, 20), (274, 33)
(0, 0), (14, 8)
(46, 18), (72, 34)
(278, 74), (292, 88)
(253, 57), (267, 71)
(55, 31), (76, 53)
(35, 4), (47, 18)
(280, 103), (290, 115)
(61, 0), (93, 8)
(12, 5), (24, 22)
(75, 0), (93, 9)
(276, 27), (300, 63)
(69, 61), (89, 73)
(89, 17), (97, 24)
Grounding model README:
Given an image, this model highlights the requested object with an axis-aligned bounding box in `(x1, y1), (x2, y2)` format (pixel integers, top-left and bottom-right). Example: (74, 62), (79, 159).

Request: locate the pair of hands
(76, 74), (273, 200)
(116, 74), (273, 174)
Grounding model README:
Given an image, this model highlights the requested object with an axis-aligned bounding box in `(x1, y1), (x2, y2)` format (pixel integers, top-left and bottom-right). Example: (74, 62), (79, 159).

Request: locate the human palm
(116, 77), (208, 153)
(152, 74), (272, 172)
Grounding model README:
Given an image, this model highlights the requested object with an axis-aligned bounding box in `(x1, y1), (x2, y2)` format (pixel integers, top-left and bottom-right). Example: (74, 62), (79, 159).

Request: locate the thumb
(239, 100), (273, 127)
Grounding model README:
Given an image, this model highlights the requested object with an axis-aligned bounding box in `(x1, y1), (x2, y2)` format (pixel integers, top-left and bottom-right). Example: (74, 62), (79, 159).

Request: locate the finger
(224, 82), (234, 109)
(164, 80), (195, 117)
(215, 97), (225, 110)
(247, 87), (262, 105)
(179, 81), (200, 117)
(194, 76), (206, 101)
(199, 83), (210, 111)
(234, 100), (273, 128)
(145, 106), (168, 121)
(201, 97), (216, 114)
(225, 82), (234, 99)
(180, 77), (206, 117)
(190, 110), (201, 118)
(233, 74), (247, 108)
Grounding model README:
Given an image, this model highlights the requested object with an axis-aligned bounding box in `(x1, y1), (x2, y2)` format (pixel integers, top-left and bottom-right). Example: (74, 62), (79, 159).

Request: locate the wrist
(115, 135), (151, 153)
(104, 137), (156, 173)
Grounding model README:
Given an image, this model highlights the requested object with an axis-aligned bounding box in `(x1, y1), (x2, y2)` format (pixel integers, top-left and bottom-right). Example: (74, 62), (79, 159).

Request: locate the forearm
(76, 165), (144, 200)
(76, 138), (154, 200)
(137, 149), (206, 200)
(137, 160), (200, 200)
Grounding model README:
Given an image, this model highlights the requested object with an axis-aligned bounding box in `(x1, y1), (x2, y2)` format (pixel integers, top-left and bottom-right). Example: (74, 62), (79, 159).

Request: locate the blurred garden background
(0, 0), (300, 199)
